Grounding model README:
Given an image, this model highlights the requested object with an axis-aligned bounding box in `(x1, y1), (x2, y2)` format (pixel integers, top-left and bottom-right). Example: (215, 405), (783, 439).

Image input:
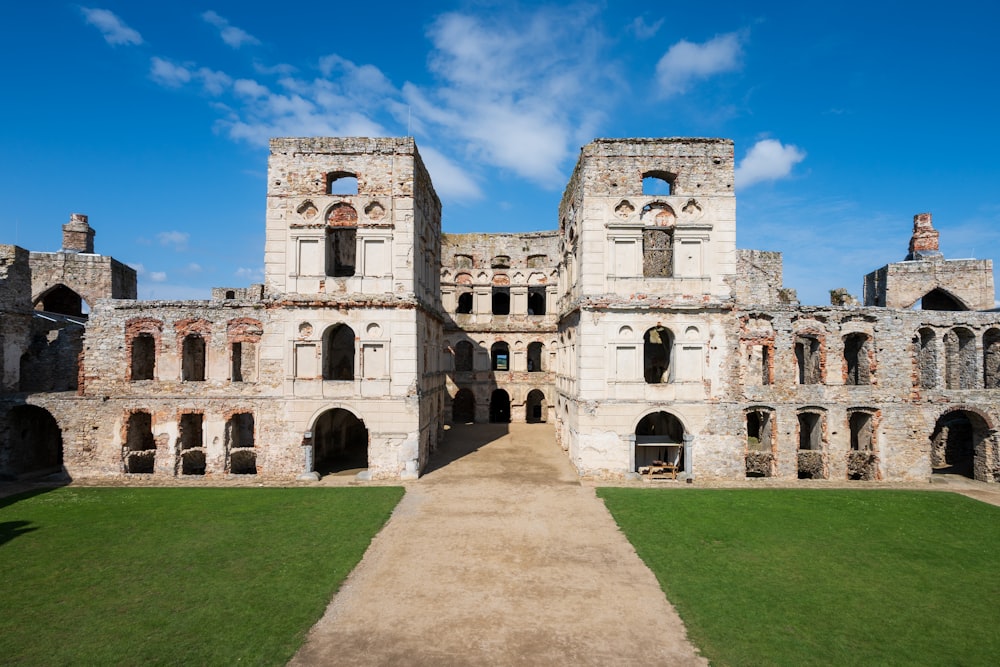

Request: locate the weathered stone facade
(2, 136), (998, 484)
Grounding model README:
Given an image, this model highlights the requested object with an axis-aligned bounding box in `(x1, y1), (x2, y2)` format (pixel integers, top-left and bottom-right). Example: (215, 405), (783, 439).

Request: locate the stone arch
(1, 405), (63, 478)
(983, 328), (1000, 388)
(634, 410), (687, 473)
(916, 287), (969, 311)
(945, 327), (977, 389)
(525, 389), (547, 423)
(929, 407), (996, 481)
(489, 389), (510, 423)
(311, 407), (368, 475)
(33, 284), (86, 317)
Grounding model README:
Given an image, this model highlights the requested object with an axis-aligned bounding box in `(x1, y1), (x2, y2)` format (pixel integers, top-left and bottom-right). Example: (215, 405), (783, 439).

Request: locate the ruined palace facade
(2, 137), (999, 484)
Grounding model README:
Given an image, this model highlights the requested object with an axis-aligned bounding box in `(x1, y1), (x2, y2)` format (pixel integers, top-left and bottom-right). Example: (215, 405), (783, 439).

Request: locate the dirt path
(289, 423), (706, 666)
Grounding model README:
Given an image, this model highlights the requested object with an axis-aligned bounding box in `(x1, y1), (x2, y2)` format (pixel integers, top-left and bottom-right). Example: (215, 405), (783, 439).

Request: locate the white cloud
(150, 57), (192, 88)
(233, 78), (269, 98)
(629, 16), (664, 40)
(418, 145), (482, 201)
(197, 68), (231, 96)
(185, 263), (203, 273)
(735, 139), (807, 188)
(656, 32), (743, 97)
(235, 267), (264, 281)
(201, 10), (260, 49)
(149, 271), (167, 282)
(80, 7), (142, 46)
(156, 230), (190, 250)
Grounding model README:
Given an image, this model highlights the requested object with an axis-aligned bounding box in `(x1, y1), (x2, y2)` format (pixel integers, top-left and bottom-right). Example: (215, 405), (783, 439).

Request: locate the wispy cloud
(150, 57), (191, 87)
(80, 7), (142, 46)
(235, 267), (264, 281)
(656, 32), (744, 97)
(157, 230), (190, 250)
(201, 10), (260, 49)
(149, 271), (167, 282)
(629, 16), (663, 40)
(735, 138), (806, 188)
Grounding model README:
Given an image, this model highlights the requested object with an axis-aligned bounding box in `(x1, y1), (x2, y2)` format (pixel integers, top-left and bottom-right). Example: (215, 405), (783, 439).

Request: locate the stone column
(683, 433), (694, 480)
(297, 437), (320, 481)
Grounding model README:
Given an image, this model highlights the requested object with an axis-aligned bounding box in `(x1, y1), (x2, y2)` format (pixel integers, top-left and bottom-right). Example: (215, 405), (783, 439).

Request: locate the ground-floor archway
(526, 389), (546, 423)
(489, 389), (510, 423)
(930, 409), (991, 479)
(1, 405), (63, 478)
(452, 388), (475, 423)
(634, 411), (685, 472)
(313, 408), (368, 475)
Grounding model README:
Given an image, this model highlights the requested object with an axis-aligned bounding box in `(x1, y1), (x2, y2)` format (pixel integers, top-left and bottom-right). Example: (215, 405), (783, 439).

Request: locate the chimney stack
(62, 213), (95, 253)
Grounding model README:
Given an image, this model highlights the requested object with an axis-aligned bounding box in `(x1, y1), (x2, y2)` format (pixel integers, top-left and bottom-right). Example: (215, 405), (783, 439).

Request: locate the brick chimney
(905, 212), (942, 261)
(62, 213), (95, 253)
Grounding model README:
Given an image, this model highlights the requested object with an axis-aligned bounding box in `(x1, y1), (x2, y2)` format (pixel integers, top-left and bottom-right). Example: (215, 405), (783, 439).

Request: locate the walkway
(290, 423), (706, 666)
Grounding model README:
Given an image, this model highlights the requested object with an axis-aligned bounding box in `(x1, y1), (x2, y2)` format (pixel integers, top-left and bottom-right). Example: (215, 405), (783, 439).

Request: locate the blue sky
(2, 1), (999, 305)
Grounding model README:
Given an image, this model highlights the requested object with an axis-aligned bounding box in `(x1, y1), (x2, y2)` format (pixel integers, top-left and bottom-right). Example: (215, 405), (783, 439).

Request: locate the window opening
(326, 171), (358, 195)
(323, 324), (356, 380)
(182, 335), (206, 381)
(492, 287), (510, 315)
(643, 326), (672, 384)
(178, 413), (205, 475)
(527, 287), (546, 315)
(124, 411), (155, 474)
(491, 341), (510, 371)
(844, 333), (871, 385)
(795, 335), (822, 384)
(642, 171), (674, 195)
(131, 333), (155, 381)
(797, 412), (826, 479)
(456, 291), (473, 314)
(527, 342), (544, 372)
(642, 229), (673, 277)
(983, 329), (1000, 388)
(226, 413), (256, 474)
(454, 341), (474, 372)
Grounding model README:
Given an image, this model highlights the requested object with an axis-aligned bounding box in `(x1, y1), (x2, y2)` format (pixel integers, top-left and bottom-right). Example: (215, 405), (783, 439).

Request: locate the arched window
(454, 341), (474, 372)
(920, 288), (966, 311)
(326, 203), (358, 278)
(323, 324), (356, 380)
(527, 287), (546, 315)
(797, 411), (826, 479)
(124, 411), (155, 474)
(456, 291), (473, 314)
(130, 333), (156, 381)
(527, 342), (544, 372)
(843, 333), (872, 385)
(492, 287), (510, 315)
(526, 389), (547, 423)
(181, 335), (206, 381)
(326, 171), (358, 195)
(643, 326), (672, 383)
(491, 341), (510, 371)
(642, 170), (675, 195)
(226, 413), (256, 474)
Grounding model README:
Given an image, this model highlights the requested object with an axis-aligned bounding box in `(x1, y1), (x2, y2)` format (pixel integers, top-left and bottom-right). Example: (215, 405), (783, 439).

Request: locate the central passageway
(290, 423), (705, 666)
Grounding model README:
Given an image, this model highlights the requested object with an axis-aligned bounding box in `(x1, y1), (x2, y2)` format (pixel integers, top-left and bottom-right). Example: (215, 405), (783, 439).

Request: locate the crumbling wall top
(269, 136), (417, 156)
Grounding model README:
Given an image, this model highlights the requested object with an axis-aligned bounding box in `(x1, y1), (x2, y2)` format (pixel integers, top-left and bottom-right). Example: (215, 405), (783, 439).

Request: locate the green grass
(0, 486), (403, 666)
(597, 489), (1000, 666)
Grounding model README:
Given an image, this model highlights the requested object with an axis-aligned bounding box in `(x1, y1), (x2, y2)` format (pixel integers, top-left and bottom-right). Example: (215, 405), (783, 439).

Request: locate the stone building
(2, 136), (998, 484)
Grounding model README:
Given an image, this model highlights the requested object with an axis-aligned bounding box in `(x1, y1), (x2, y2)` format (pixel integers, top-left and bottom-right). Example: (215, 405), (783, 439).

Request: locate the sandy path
(289, 423), (706, 666)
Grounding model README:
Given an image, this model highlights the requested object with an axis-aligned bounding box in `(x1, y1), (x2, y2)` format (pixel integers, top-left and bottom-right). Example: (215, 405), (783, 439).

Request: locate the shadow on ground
(422, 423), (509, 475)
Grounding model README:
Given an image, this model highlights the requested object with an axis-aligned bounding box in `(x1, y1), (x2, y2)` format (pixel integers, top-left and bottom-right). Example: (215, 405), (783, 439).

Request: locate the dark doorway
(525, 389), (546, 423)
(930, 411), (982, 478)
(489, 389), (510, 423)
(313, 408), (368, 475)
(37, 285), (84, 317)
(452, 388), (475, 423)
(2, 405), (63, 478)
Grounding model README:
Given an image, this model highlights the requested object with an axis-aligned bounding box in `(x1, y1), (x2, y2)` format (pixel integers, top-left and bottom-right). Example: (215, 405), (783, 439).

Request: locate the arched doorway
(35, 284), (85, 317)
(313, 408), (368, 475)
(452, 389), (475, 423)
(634, 411), (684, 471)
(930, 410), (990, 479)
(526, 389), (546, 423)
(489, 389), (510, 423)
(2, 405), (63, 478)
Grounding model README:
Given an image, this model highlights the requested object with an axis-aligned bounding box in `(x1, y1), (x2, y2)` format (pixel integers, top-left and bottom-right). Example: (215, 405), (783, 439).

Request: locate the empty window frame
(492, 287), (510, 315)
(456, 290), (473, 314)
(527, 342), (544, 372)
(642, 229), (673, 277)
(323, 324), (356, 381)
(123, 411), (155, 474)
(491, 255), (511, 269)
(641, 170), (674, 195)
(326, 227), (357, 277)
(181, 335), (206, 381)
(225, 412), (256, 475)
(794, 334), (822, 385)
(643, 326), (672, 384)
(130, 333), (156, 381)
(454, 254), (473, 269)
(326, 171), (358, 195)
(796, 411), (826, 479)
(178, 413), (205, 476)
(527, 287), (546, 315)
(843, 333), (872, 385)
(491, 341), (510, 371)
(984, 329), (1000, 388)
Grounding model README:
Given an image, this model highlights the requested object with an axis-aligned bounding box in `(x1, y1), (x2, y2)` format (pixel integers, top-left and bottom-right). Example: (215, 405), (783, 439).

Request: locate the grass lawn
(598, 489), (1000, 666)
(0, 486), (403, 665)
